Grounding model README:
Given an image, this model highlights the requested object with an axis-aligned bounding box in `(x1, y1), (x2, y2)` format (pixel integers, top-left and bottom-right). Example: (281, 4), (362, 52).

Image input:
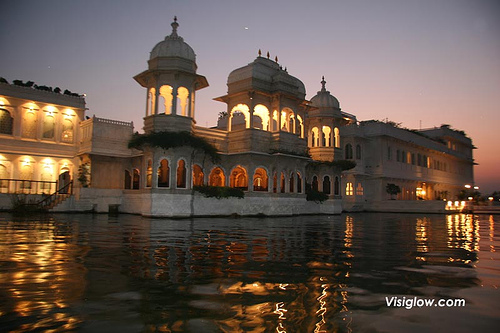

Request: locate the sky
(1, 0), (499, 194)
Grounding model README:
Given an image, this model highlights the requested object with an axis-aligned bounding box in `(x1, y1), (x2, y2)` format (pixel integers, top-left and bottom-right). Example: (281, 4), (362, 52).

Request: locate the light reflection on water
(0, 213), (498, 332)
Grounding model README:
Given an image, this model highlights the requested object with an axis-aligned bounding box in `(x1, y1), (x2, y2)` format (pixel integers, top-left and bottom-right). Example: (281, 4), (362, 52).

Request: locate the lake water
(0, 213), (498, 332)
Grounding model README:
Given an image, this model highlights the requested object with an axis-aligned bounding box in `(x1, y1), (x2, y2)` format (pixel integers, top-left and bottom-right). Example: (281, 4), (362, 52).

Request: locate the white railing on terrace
(93, 116), (133, 127)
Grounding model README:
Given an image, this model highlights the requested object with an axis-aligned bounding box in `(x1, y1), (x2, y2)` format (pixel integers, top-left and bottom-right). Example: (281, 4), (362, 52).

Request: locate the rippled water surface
(0, 213), (499, 332)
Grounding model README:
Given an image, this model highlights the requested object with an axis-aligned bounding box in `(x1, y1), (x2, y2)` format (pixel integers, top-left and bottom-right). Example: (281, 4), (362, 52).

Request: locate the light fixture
(464, 184), (471, 189)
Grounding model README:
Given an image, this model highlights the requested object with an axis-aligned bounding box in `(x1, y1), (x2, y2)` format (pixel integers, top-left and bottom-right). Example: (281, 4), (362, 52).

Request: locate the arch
(146, 160), (153, 187)
(176, 159), (187, 188)
(192, 164), (204, 186)
(356, 144), (362, 159)
(0, 164), (8, 189)
(253, 104), (270, 131)
(311, 127), (319, 147)
(42, 112), (55, 139)
(280, 172), (285, 193)
(253, 167), (268, 191)
(20, 160), (33, 190)
(177, 86), (189, 116)
(148, 87), (156, 115)
(289, 172), (295, 193)
(323, 176), (331, 195)
(322, 126), (331, 147)
(297, 115), (304, 138)
(230, 165), (248, 190)
(40, 160), (54, 191)
(133, 169), (140, 189)
(0, 108), (13, 135)
(229, 104), (250, 131)
(334, 127), (340, 148)
(23, 109), (37, 139)
(159, 85), (173, 115)
(124, 170), (131, 189)
(334, 176), (340, 195)
(209, 167), (226, 187)
(58, 167), (71, 193)
(345, 143), (353, 159)
(296, 172), (302, 193)
(281, 108), (295, 132)
(312, 175), (319, 191)
(61, 118), (73, 143)
(157, 159), (170, 187)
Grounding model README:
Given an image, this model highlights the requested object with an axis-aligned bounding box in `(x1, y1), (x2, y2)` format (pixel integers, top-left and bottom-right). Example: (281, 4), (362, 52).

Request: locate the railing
(37, 181), (73, 209)
(0, 179), (58, 194)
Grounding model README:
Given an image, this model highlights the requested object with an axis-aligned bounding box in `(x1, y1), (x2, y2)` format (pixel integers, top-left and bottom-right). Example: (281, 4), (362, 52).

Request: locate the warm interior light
(489, 197), (494, 201)
(22, 158), (31, 166)
(464, 184), (471, 189)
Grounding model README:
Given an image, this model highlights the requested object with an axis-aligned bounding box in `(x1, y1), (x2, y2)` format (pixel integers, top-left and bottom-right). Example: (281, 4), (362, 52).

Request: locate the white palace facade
(0, 18), (475, 216)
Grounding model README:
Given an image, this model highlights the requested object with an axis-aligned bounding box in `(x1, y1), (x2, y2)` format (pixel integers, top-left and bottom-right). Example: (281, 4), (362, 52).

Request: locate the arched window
(312, 176), (318, 191)
(356, 144), (362, 159)
(146, 160), (152, 187)
(297, 172), (302, 193)
(297, 115), (304, 138)
(322, 126), (331, 147)
(176, 159), (187, 188)
(43, 112), (55, 139)
(23, 111), (37, 139)
(356, 182), (364, 196)
(230, 166), (248, 190)
(124, 170), (131, 189)
(209, 167), (225, 187)
(253, 105), (270, 131)
(159, 85), (173, 115)
(334, 127), (340, 148)
(192, 164), (204, 186)
(61, 119), (73, 143)
(280, 172), (285, 193)
(289, 172), (295, 193)
(0, 108), (13, 135)
(229, 104), (250, 131)
(253, 167), (268, 191)
(345, 144), (353, 159)
(311, 127), (319, 147)
(177, 87), (189, 116)
(148, 87), (156, 115)
(132, 169), (140, 189)
(157, 159), (169, 187)
(323, 176), (331, 194)
(345, 182), (354, 196)
(334, 177), (340, 195)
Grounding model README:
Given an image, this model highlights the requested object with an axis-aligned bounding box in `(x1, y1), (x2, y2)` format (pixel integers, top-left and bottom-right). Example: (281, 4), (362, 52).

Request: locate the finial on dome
(275, 56), (278, 63)
(266, 51), (270, 59)
(170, 16), (179, 38)
(258, 49), (262, 57)
(321, 76), (326, 92)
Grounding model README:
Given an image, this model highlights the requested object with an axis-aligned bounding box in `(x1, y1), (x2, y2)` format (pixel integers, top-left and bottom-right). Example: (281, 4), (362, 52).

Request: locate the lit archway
(230, 165), (248, 190)
(253, 167), (268, 191)
(253, 104), (270, 131)
(209, 167), (226, 187)
(159, 85), (173, 115)
(229, 104), (250, 131)
(192, 164), (204, 186)
(177, 86), (189, 116)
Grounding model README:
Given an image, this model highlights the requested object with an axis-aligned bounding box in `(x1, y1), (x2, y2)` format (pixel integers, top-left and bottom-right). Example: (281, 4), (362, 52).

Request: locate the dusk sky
(1, 0), (499, 194)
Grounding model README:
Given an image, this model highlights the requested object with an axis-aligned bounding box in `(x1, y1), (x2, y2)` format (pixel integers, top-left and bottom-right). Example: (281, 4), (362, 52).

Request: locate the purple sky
(1, 0), (499, 194)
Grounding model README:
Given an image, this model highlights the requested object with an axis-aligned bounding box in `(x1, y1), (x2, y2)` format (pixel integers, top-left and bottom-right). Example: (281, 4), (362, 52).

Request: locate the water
(0, 213), (498, 332)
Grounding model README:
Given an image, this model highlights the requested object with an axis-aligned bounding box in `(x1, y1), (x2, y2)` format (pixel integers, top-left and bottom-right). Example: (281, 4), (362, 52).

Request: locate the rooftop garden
(0, 77), (82, 97)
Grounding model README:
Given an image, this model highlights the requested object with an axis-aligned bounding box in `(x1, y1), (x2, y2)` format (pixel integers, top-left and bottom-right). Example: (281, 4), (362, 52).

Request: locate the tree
(386, 183), (401, 200)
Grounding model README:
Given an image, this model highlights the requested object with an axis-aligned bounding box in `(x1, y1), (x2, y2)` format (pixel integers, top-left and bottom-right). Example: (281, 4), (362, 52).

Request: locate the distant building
(0, 18), (475, 215)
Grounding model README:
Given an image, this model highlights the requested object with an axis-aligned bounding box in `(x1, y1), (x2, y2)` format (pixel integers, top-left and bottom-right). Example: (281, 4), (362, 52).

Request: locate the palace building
(0, 18), (475, 216)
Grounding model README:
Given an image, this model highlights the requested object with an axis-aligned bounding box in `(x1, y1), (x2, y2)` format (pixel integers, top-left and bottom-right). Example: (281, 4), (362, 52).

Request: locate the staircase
(37, 181), (73, 210)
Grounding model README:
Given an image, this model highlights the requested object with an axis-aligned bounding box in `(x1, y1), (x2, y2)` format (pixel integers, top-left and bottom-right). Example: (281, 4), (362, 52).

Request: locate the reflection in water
(0, 213), (498, 332)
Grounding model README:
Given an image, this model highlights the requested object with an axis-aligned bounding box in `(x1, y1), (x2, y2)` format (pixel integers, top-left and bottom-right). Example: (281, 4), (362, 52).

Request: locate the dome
(310, 77), (340, 109)
(150, 17), (196, 62)
(227, 54), (305, 98)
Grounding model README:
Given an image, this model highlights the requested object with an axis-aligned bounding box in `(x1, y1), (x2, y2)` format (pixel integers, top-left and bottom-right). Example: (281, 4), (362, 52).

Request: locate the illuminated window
(23, 110), (37, 139)
(176, 159), (186, 188)
(61, 119), (73, 143)
(322, 126), (331, 147)
(356, 182), (364, 196)
(253, 105), (270, 131)
(159, 85), (172, 114)
(346, 182), (353, 196)
(192, 164), (204, 186)
(334, 127), (340, 148)
(157, 159), (170, 187)
(253, 167), (268, 191)
(311, 127), (319, 147)
(230, 165), (248, 190)
(42, 113), (55, 139)
(0, 108), (13, 135)
(177, 86), (189, 116)
(148, 87), (156, 115)
(229, 104), (250, 131)
(146, 160), (152, 187)
(209, 167), (225, 187)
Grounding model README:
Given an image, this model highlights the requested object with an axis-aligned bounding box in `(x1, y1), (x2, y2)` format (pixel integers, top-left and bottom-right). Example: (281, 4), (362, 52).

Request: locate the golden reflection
(490, 215), (496, 253)
(314, 279), (328, 333)
(415, 218), (429, 253)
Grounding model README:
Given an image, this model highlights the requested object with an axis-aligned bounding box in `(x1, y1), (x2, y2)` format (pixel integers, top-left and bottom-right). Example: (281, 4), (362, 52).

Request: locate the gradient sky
(1, 0), (499, 194)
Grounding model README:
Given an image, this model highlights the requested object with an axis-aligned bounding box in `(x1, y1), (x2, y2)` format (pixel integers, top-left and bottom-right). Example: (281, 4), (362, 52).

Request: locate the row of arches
(228, 104), (304, 138)
(344, 143), (362, 160)
(0, 101), (76, 143)
(147, 85), (193, 118)
(309, 126), (340, 148)
(310, 175), (341, 195)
